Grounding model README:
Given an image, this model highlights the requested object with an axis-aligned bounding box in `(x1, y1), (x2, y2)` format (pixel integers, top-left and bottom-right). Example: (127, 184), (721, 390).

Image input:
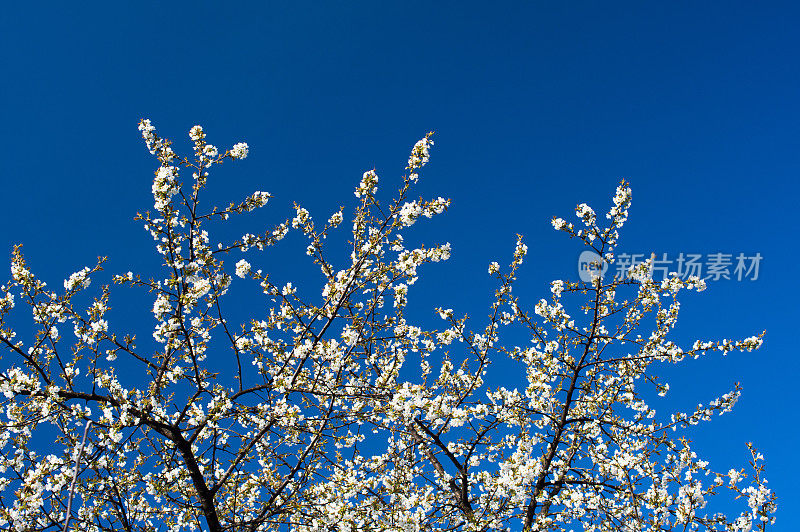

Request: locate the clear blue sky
(2, 2), (797, 528)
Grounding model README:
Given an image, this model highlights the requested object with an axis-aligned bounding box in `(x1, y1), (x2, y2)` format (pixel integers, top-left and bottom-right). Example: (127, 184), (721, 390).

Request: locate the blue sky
(2, 2), (798, 527)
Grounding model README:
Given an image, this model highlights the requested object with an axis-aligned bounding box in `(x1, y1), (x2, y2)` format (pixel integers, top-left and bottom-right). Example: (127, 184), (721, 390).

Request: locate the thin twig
(63, 419), (91, 532)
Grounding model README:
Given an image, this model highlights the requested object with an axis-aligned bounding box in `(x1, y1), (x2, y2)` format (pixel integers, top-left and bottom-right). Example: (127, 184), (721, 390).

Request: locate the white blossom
(230, 142), (249, 159)
(64, 267), (91, 291)
(235, 259), (251, 278)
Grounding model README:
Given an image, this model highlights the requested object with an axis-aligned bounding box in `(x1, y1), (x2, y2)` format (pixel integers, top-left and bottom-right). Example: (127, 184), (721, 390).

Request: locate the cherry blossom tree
(0, 121), (776, 531)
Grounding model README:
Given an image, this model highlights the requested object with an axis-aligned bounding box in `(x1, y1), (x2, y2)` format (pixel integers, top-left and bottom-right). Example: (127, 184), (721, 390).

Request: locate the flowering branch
(0, 121), (775, 532)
